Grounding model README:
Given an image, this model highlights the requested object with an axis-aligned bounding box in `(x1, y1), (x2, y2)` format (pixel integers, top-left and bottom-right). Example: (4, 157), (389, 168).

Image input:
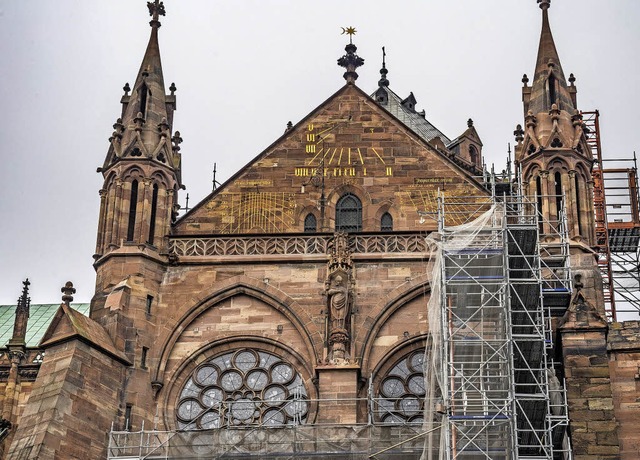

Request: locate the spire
(337, 27), (364, 85)
(129, 0), (168, 133)
(527, 0), (575, 114)
(101, 0), (179, 177)
(378, 46), (389, 87)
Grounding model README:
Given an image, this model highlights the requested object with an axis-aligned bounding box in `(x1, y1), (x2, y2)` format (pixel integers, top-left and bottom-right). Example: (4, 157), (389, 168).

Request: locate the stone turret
(95, 0), (182, 259)
(516, 0), (595, 245)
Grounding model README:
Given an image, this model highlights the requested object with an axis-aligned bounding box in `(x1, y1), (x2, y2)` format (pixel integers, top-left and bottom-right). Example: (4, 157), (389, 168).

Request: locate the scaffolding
(583, 110), (640, 320)
(422, 190), (571, 460)
(107, 402), (429, 459)
(600, 157), (640, 319)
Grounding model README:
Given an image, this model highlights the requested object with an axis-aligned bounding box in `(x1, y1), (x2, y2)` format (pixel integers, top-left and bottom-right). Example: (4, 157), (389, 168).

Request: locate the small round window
(176, 348), (309, 429)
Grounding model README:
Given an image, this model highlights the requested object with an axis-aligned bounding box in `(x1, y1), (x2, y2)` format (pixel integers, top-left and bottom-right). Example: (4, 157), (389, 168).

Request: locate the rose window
(176, 348), (309, 429)
(375, 349), (426, 424)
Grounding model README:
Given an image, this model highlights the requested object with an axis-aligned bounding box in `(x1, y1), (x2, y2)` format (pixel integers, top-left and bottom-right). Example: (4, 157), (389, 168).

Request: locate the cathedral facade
(1, 1), (639, 459)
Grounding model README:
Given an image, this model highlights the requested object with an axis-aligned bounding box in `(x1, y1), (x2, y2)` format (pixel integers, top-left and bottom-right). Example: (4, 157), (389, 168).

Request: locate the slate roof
(371, 86), (452, 145)
(0, 303), (90, 348)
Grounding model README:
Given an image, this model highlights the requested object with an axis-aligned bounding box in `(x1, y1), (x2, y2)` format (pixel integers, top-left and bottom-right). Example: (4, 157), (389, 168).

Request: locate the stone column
(539, 170), (552, 236)
(95, 188), (108, 255)
(567, 170), (580, 239)
(138, 177), (153, 243)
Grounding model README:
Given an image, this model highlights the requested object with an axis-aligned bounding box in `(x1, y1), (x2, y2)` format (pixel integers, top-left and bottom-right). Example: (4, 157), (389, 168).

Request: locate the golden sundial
(293, 122), (393, 179)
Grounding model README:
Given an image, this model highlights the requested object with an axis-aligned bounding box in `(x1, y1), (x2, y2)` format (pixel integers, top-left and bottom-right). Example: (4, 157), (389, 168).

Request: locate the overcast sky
(1, 1), (639, 305)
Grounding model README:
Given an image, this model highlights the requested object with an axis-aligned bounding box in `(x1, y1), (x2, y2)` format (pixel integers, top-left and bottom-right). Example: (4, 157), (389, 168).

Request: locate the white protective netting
(421, 204), (512, 460)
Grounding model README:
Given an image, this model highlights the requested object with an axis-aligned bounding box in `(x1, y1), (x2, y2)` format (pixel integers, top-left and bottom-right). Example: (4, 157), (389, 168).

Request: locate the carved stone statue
(326, 271), (352, 361)
(328, 275), (348, 329)
(325, 233), (355, 362)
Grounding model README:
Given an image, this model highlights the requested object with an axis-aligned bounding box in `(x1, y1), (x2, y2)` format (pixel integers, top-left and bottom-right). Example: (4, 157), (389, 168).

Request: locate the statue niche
(324, 233), (354, 363)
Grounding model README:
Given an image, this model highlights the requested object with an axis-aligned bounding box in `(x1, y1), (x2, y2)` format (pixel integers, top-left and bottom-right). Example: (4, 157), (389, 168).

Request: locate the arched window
(139, 83), (148, 118)
(469, 145), (478, 166)
(381, 212), (393, 231)
(303, 213), (317, 233)
(555, 171), (563, 224)
(148, 183), (159, 245)
(548, 74), (556, 107)
(575, 173), (583, 235)
(536, 176), (543, 233)
(336, 194), (362, 233)
(126, 180), (139, 242)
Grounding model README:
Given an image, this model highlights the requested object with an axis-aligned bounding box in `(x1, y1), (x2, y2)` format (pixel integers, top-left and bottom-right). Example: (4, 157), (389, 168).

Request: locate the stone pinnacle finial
(61, 281), (76, 306)
(514, 124), (525, 143)
(378, 46), (389, 87)
(537, 0), (550, 10)
(147, 0), (166, 28)
(17, 279), (31, 313)
(10, 279), (31, 347)
(337, 27), (364, 85)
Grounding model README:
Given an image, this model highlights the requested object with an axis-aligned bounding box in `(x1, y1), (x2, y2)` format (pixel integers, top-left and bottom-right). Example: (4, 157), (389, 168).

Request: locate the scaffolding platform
(422, 192), (571, 460)
(107, 424), (427, 459)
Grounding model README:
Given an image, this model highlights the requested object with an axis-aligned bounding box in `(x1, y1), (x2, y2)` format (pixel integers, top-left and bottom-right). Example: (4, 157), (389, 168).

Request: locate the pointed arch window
(536, 176), (543, 234)
(575, 173), (583, 235)
(548, 73), (557, 107)
(381, 212), (393, 231)
(304, 213), (317, 233)
(148, 183), (159, 245)
(336, 194), (362, 233)
(555, 171), (563, 223)
(139, 83), (148, 118)
(469, 145), (479, 166)
(126, 180), (139, 242)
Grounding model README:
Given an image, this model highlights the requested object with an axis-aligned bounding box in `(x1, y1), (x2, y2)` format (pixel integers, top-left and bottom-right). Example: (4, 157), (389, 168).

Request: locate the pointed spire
(337, 27), (364, 84)
(102, 0), (179, 172)
(378, 46), (389, 87)
(124, 0), (169, 141)
(130, 1), (168, 125)
(528, 0), (575, 114)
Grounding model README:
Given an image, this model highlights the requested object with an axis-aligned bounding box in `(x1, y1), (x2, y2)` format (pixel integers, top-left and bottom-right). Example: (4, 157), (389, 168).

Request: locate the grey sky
(1, 1), (639, 304)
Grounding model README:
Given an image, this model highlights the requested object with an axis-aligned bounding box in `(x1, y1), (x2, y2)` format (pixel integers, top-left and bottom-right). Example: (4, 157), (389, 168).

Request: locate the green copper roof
(0, 303), (90, 348)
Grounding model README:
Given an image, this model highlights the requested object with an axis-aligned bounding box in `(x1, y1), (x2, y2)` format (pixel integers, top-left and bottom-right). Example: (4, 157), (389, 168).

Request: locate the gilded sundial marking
(399, 187), (488, 225)
(295, 122), (393, 178)
(216, 192), (296, 234)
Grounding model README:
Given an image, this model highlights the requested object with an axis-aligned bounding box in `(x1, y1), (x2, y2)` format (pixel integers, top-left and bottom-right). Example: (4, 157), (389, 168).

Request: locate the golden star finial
(341, 26), (357, 44)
